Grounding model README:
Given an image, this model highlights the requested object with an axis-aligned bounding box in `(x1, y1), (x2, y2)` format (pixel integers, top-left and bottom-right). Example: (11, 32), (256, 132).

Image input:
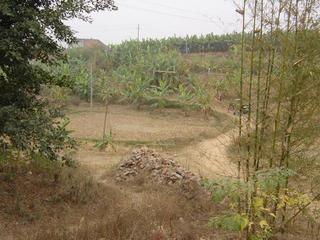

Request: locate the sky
(67, 0), (241, 44)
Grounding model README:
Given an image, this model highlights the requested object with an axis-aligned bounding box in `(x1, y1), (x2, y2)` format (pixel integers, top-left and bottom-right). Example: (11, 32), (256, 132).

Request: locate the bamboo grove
(205, 0), (320, 239)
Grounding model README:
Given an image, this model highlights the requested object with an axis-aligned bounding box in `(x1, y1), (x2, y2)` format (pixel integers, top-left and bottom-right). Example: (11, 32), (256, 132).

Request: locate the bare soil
(0, 103), (239, 240)
(68, 103), (237, 179)
(67, 104), (226, 142)
(0, 103), (314, 240)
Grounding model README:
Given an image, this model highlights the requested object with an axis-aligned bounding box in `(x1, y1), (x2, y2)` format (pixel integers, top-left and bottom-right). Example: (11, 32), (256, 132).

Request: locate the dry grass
(0, 157), (228, 240)
(28, 187), (212, 240)
(1, 153), (314, 239)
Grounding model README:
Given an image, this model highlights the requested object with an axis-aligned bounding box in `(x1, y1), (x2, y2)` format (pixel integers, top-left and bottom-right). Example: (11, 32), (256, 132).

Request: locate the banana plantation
(45, 34), (241, 114)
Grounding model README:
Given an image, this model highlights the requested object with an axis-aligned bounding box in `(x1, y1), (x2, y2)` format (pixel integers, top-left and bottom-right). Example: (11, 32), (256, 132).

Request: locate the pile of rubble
(115, 147), (203, 198)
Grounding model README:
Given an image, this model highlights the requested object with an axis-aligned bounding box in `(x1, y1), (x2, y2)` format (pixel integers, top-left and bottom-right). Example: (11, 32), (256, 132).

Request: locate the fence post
(90, 63), (93, 108)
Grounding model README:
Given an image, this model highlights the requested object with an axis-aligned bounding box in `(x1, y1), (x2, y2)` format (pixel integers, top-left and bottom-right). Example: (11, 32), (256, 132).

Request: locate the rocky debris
(115, 147), (203, 198)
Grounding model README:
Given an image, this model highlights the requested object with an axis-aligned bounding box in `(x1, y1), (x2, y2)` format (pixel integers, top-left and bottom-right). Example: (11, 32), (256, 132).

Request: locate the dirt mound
(115, 147), (204, 199)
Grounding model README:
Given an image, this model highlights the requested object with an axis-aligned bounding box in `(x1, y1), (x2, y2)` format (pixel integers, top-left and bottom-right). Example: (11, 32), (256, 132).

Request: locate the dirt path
(70, 103), (237, 179)
(175, 130), (237, 179)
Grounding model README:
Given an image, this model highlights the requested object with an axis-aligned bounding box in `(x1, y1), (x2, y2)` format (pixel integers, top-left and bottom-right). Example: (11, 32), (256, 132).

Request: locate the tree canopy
(0, 0), (116, 160)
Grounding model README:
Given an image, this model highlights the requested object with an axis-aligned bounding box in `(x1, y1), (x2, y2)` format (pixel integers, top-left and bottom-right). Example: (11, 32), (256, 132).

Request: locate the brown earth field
(0, 103), (315, 239)
(0, 102), (241, 240)
(67, 103), (238, 179)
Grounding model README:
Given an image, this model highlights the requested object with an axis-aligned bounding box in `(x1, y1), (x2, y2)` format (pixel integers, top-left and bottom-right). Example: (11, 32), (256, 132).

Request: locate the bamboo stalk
(238, 0), (247, 211)
(279, 0), (300, 227)
(245, 0), (258, 186)
(244, 1), (259, 238)
(270, 0), (293, 169)
(253, 0), (264, 171)
(259, 0), (284, 223)
(250, 1), (265, 236)
(271, 0), (295, 224)
(258, 0), (282, 169)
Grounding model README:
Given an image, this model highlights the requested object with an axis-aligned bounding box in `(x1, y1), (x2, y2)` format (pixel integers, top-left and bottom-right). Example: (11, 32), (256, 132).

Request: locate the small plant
(149, 79), (172, 109)
(176, 84), (193, 102)
(204, 168), (313, 239)
(209, 213), (249, 232)
(122, 77), (147, 104)
(193, 84), (212, 118)
(94, 130), (115, 151)
(151, 79), (171, 97)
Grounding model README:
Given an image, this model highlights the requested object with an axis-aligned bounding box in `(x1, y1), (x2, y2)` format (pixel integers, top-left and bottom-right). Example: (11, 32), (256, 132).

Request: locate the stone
(115, 147), (203, 196)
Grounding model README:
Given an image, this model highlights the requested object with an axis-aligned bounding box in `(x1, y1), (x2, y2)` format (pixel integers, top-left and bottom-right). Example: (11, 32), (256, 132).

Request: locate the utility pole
(185, 39), (188, 54)
(137, 24), (140, 41)
(90, 52), (96, 108)
(90, 62), (93, 108)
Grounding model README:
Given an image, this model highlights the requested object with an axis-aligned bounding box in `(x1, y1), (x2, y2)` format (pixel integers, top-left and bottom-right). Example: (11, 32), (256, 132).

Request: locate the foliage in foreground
(0, 0), (116, 160)
(203, 168), (313, 239)
(208, 0), (320, 239)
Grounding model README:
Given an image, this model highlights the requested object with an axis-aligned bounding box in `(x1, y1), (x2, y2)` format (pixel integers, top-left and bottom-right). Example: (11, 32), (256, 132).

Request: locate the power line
(132, 0), (205, 16)
(104, 27), (137, 31)
(119, 3), (215, 23)
(116, 0), (236, 25)
(116, 3), (233, 34)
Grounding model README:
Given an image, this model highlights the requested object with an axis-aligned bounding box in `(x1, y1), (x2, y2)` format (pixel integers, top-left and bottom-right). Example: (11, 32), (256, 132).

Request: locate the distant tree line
(105, 33), (242, 54)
